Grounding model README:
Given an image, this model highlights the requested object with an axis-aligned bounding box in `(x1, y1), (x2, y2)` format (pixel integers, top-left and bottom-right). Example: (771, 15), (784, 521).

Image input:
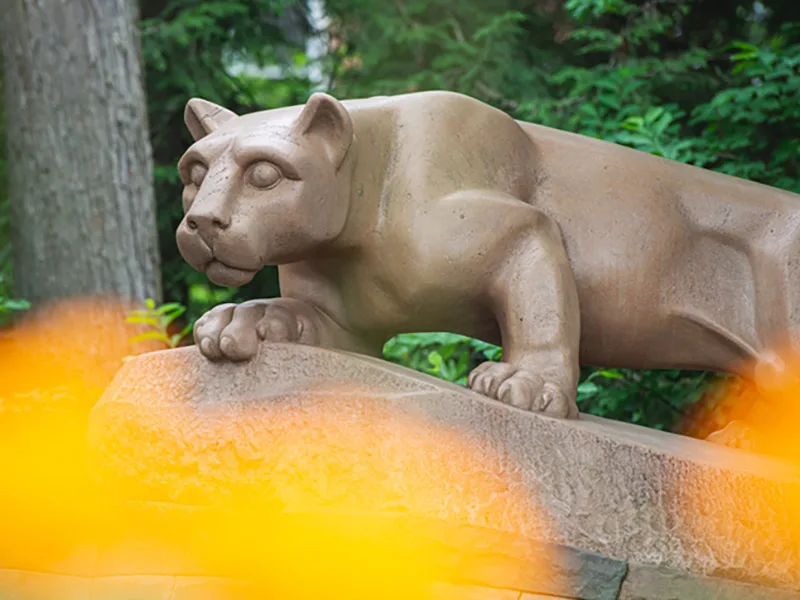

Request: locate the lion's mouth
(205, 259), (259, 287)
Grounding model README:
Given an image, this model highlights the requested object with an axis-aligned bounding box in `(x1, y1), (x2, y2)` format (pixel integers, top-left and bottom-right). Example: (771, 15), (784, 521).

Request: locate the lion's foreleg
(468, 209), (581, 418)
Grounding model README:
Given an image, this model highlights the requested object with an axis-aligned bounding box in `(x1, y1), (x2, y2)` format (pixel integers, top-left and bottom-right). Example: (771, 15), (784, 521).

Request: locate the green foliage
(516, 2), (799, 194)
(2, 0), (797, 432)
(324, 0), (800, 431)
(125, 298), (193, 348)
(383, 333), (501, 386)
(576, 368), (711, 429)
(0, 290), (30, 328)
(0, 296), (28, 313)
(0, 71), (24, 329)
(325, 0), (539, 106)
(140, 0), (312, 323)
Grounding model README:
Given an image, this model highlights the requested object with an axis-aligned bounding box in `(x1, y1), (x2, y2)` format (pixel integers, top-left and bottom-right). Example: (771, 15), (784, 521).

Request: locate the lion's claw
(468, 361), (578, 418)
(194, 300), (302, 361)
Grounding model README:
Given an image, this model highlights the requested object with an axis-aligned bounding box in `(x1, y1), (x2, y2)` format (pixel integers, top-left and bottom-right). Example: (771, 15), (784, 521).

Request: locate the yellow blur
(0, 297), (550, 599)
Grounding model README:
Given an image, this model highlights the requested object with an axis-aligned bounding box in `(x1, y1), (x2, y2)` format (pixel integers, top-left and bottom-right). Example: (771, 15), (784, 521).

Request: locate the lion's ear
(292, 93), (353, 169)
(184, 98), (238, 141)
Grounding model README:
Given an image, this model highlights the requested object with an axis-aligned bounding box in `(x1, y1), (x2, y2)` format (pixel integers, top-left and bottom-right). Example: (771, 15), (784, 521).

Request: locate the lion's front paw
(193, 299), (303, 362)
(467, 362), (578, 418)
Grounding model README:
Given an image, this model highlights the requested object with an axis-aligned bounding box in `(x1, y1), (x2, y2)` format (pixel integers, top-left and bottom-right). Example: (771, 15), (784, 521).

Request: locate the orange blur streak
(682, 341), (800, 562)
(0, 296), (555, 599)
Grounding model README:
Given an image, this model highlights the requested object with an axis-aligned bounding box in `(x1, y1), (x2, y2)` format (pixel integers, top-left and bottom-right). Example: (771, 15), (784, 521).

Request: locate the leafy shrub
(0, 291), (29, 328)
(125, 298), (192, 349)
(383, 333), (501, 386)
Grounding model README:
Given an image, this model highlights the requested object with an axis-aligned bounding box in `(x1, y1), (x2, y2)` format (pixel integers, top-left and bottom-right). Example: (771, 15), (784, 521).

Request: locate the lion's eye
(246, 161), (281, 189)
(189, 163), (207, 187)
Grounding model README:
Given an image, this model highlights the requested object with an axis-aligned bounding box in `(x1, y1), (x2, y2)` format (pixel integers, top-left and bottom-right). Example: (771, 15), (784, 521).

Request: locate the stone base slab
(4, 344), (798, 599)
(83, 345), (800, 592)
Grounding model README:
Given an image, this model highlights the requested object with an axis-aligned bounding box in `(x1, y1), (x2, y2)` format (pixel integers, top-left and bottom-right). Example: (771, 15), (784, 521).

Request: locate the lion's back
(517, 119), (800, 372)
(348, 91), (540, 200)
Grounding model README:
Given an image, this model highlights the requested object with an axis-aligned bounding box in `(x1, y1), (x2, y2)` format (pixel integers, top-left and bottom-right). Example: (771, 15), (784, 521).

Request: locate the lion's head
(175, 93), (355, 287)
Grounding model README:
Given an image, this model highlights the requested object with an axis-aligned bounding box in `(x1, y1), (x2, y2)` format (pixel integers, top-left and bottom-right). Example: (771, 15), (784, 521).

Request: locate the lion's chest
(330, 246), (496, 341)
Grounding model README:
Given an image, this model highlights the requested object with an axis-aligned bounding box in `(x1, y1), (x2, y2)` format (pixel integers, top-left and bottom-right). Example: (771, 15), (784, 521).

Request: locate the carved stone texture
(87, 345), (800, 593)
(174, 90), (800, 430)
(618, 565), (800, 600)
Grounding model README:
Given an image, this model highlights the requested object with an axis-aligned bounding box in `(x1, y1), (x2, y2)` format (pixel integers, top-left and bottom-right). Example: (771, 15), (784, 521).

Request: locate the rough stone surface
(619, 564), (800, 600)
(85, 345), (800, 593)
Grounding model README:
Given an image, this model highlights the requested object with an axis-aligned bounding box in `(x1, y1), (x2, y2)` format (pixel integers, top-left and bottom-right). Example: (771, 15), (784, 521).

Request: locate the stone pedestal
(2, 344), (799, 599)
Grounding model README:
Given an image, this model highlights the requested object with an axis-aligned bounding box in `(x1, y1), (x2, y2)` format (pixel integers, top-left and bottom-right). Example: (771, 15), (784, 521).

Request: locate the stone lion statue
(175, 90), (800, 425)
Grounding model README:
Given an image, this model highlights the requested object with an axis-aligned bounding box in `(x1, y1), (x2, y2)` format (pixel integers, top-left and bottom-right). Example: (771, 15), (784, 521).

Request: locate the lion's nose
(186, 211), (230, 236)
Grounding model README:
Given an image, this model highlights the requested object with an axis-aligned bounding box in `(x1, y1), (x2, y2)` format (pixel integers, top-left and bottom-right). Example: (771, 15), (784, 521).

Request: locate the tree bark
(0, 0), (161, 304)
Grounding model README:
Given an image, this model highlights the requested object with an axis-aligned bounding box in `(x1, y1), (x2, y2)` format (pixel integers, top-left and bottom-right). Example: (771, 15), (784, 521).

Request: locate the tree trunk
(0, 0), (161, 304)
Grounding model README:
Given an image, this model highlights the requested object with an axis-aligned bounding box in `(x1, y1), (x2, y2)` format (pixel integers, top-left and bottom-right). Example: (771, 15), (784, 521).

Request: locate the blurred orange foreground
(691, 343), (800, 464)
(0, 297), (553, 599)
(679, 342), (800, 557)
